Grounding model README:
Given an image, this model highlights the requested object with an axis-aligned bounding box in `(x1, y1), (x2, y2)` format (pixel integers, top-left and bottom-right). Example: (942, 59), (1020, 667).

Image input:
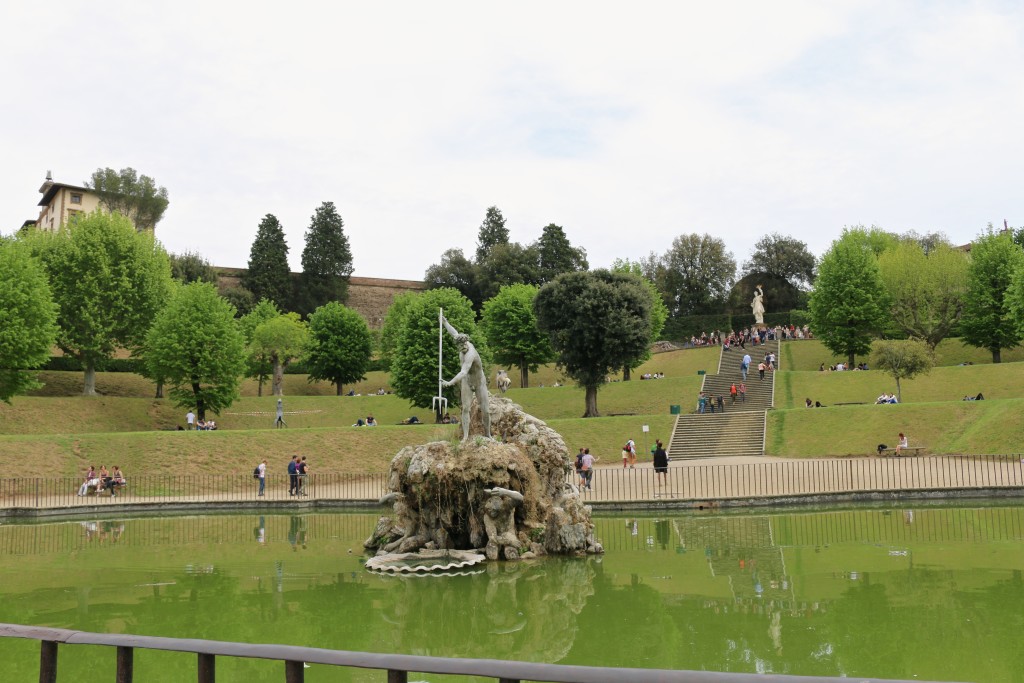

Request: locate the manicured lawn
(766, 398), (1024, 457)
(780, 337), (1024, 371)
(775, 362), (1024, 409)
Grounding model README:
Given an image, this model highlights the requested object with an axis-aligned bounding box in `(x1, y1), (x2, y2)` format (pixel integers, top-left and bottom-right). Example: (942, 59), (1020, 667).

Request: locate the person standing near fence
(257, 459), (267, 496)
(581, 448), (596, 490)
(652, 440), (668, 486)
(297, 456), (309, 496)
(288, 456), (299, 496)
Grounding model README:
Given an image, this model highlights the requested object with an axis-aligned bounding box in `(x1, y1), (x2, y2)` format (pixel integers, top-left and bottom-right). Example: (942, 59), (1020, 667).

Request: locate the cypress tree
(243, 214), (292, 309)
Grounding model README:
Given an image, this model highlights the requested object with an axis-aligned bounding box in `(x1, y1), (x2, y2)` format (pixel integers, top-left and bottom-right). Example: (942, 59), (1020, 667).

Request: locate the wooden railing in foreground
(0, 623), (945, 683)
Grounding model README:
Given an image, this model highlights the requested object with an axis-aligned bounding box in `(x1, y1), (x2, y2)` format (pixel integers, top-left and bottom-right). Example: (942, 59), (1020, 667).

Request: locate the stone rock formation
(364, 396), (602, 558)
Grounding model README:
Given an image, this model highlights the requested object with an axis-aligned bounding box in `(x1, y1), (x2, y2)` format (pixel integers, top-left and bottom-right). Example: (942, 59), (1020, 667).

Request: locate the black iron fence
(1, 455), (1023, 511)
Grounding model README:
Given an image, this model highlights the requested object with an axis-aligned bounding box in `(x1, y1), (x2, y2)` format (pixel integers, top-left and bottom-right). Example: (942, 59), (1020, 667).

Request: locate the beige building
(23, 171), (101, 231)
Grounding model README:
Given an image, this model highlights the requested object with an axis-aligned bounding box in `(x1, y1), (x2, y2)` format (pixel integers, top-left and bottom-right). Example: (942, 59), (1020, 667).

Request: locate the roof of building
(38, 180), (91, 207)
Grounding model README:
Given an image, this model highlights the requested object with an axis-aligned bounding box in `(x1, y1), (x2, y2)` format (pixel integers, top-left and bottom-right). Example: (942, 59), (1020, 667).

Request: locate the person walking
(186, 410), (195, 430)
(716, 393), (725, 413)
(741, 353), (751, 381)
(739, 382), (746, 403)
(581, 448), (596, 490)
(257, 459), (267, 496)
(730, 383), (738, 404)
(275, 398), (286, 428)
(758, 361), (766, 380)
(623, 439), (636, 468)
(707, 393), (716, 413)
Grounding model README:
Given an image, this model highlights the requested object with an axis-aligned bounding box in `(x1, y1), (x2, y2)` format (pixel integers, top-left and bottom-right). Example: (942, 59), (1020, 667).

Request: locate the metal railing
(1, 455), (1023, 512)
(0, 623), (942, 683)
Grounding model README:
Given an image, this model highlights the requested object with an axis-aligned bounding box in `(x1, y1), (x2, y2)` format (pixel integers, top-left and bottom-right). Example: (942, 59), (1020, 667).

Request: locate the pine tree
(298, 202), (353, 316)
(243, 214), (292, 309)
(535, 223), (588, 283)
(475, 206), (509, 262)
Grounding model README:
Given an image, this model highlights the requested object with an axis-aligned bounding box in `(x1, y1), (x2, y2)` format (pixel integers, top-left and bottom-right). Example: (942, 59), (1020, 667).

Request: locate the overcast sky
(2, 1), (1021, 280)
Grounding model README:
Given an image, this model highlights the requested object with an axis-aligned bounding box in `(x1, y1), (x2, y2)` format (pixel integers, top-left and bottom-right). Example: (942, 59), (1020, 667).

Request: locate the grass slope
(767, 398), (1024, 457)
(781, 337), (1024, 371)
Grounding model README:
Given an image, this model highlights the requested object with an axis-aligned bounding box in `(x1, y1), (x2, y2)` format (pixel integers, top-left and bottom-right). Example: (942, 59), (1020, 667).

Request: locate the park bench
(83, 481), (127, 497)
(877, 447), (925, 457)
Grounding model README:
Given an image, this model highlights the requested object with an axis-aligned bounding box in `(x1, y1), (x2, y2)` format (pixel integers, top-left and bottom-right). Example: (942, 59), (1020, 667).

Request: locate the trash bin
(670, 404), (681, 415)
(697, 370), (706, 375)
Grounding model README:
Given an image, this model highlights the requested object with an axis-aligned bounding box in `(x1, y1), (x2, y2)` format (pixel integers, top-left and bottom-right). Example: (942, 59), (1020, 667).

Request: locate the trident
(431, 307), (448, 420)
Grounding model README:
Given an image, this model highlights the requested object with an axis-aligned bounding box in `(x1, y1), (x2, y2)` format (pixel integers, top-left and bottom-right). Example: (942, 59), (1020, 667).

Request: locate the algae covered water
(1, 506), (1022, 682)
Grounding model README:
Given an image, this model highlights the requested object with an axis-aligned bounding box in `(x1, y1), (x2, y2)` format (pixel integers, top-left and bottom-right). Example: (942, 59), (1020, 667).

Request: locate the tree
(170, 251), (218, 284)
(961, 227), (1024, 363)
(305, 302), (373, 395)
(648, 234), (736, 316)
(0, 240), (58, 402)
(144, 282), (246, 421)
(475, 206), (509, 263)
(26, 211), (172, 395)
(239, 300), (281, 396)
(85, 167), (169, 231)
(741, 232), (816, 288)
(476, 242), (542, 302)
(878, 241), (969, 349)
(390, 288), (485, 414)
(220, 286), (256, 317)
(481, 284), (553, 389)
(611, 259), (669, 380)
(243, 214), (292, 309)
(808, 232), (890, 367)
(250, 313), (307, 396)
(424, 248), (480, 308)
(870, 339), (933, 403)
(298, 202), (353, 316)
(534, 270), (652, 417)
(379, 291), (421, 370)
(535, 224), (588, 283)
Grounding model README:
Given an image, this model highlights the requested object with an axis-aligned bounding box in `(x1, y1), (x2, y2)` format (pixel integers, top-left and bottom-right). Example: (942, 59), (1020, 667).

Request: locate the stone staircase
(667, 339), (779, 460)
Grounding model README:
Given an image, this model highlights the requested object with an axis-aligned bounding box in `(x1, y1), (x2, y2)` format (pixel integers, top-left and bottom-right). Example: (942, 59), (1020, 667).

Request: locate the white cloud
(2, 0), (1021, 280)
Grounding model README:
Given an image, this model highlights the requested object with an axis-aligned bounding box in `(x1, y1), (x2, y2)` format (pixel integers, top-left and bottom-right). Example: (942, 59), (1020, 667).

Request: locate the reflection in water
(0, 505), (1023, 682)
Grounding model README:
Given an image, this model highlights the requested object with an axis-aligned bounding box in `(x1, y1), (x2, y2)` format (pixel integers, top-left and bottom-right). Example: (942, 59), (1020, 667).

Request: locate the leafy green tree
(170, 251), (218, 284)
(534, 270), (652, 417)
(611, 259), (669, 380)
(475, 206), (509, 262)
(841, 225), (899, 257)
(239, 299), (282, 396)
(476, 242), (542, 302)
(878, 241), (968, 349)
(535, 224), (588, 283)
(220, 286), (256, 317)
(424, 248), (480, 307)
(298, 202), (353, 316)
(870, 339), (934, 403)
(379, 291), (421, 370)
(808, 232), (890, 367)
(26, 211), (172, 395)
(961, 227), (1024, 363)
(251, 313), (307, 396)
(741, 232), (816, 288)
(85, 167), (169, 230)
(305, 302), (373, 395)
(0, 240), (58, 402)
(391, 288), (484, 414)
(648, 234), (736, 316)
(243, 214), (292, 309)
(144, 282), (246, 421)
(481, 284), (553, 389)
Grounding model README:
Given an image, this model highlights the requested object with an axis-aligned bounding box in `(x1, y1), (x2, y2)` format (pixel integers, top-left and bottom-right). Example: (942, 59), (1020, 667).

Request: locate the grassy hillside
(780, 337), (1024, 371)
(775, 362), (1024, 409)
(766, 398), (1024, 457)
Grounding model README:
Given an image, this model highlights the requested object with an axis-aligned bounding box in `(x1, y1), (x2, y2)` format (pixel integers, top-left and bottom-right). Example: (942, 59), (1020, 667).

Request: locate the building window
(70, 193), (83, 204)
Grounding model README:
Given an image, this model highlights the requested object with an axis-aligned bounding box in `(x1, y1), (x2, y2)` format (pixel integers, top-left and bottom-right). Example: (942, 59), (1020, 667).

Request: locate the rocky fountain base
(364, 397), (602, 563)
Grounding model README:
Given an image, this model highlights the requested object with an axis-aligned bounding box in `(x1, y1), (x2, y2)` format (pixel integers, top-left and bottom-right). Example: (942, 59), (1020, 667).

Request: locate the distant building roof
(38, 180), (91, 207)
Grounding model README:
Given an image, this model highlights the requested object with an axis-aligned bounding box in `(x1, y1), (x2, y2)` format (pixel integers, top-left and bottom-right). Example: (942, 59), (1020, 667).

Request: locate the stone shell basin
(365, 549), (487, 574)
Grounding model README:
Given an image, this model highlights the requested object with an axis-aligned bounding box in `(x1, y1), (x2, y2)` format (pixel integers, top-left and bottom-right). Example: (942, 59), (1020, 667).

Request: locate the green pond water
(1, 505), (1023, 683)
